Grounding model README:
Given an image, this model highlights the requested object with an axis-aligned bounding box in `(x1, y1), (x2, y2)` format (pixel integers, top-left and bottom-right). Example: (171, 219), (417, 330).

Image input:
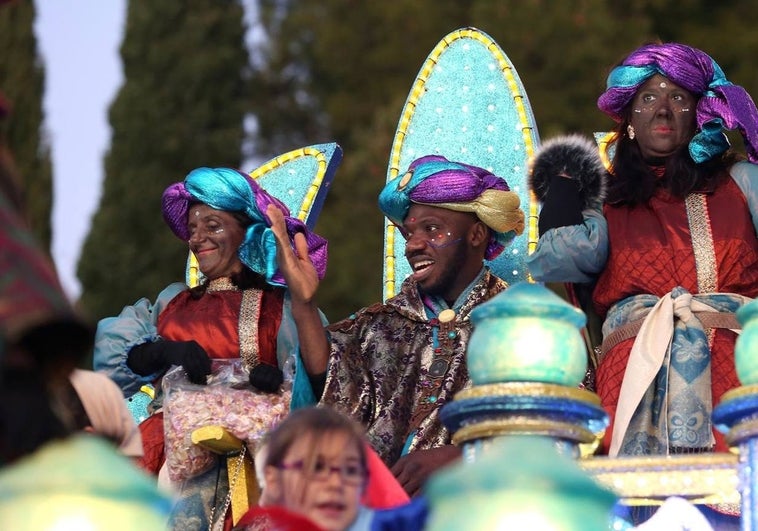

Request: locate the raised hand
(267, 204), (319, 304)
(266, 203), (330, 376)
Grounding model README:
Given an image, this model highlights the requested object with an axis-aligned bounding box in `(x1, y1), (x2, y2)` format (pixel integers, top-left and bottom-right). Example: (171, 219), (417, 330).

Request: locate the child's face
(265, 431), (365, 531)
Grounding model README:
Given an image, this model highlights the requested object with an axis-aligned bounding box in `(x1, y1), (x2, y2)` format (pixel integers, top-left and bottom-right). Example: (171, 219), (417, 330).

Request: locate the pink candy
(163, 368), (291, 482)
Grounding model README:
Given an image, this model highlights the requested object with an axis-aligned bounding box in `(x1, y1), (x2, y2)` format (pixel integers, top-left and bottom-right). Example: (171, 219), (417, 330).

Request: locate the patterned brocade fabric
(321, 270), (507, 466)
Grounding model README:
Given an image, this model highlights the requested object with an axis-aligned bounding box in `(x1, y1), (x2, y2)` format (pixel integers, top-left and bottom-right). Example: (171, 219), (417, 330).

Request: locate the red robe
(595, 177), (758, 452)
(138, 286), (284, 474)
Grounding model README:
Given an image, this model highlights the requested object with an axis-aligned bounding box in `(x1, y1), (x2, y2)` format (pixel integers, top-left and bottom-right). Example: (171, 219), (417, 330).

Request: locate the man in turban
(271, 154), (525, 496)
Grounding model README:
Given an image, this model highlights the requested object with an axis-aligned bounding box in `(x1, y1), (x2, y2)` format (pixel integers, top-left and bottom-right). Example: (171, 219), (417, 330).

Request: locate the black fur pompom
(529, 134), (607, 209)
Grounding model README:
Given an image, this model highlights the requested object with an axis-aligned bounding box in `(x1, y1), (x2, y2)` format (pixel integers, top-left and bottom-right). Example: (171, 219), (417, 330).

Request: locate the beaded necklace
(402, 268), (486, 454)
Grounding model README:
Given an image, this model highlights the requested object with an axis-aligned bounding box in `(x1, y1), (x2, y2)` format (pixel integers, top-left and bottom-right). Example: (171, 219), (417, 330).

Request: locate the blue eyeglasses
(277, 458), (367, 486)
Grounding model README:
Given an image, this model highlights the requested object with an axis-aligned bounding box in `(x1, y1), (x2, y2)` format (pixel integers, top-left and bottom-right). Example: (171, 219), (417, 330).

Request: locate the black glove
(537, 175), (584, 236)
(127, 339), (212, 385)
(248, 363), (284, 393)
(529, 134), (607, 236)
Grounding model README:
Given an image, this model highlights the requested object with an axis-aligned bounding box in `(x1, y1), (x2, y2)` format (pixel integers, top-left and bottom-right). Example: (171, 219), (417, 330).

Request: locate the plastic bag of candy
(163, 359), (291, 482)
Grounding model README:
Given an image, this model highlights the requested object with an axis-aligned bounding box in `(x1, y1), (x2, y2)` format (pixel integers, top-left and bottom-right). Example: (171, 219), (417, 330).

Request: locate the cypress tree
(0, 0), (53, 251)
(77, 0), (250, 321)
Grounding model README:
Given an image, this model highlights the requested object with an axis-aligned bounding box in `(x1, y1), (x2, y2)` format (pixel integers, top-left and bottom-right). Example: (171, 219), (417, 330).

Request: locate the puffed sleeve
(278, 291), (329, 410)
(526, 208), (609, 284)
(93, 282), (186, 397)
(730, 161), (758, 236)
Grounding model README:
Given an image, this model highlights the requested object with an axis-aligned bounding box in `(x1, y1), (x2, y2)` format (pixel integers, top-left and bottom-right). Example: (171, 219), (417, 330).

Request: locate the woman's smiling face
(187, 204), (246, 280)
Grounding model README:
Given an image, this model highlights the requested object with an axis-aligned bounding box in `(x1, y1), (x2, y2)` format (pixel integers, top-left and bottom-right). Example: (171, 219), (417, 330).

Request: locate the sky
(35, 0), (126, 301)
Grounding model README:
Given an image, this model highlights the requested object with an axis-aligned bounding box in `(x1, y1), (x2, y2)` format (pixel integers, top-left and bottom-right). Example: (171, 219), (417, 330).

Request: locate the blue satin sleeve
(729, 161), (758, 236)
(280, 292), (329, 410)
(526, 208), (609, 283)
(93, 282), (186, 397)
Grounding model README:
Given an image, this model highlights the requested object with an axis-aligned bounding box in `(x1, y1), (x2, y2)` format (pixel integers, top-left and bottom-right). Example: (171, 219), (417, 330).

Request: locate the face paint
(629, 74), (698, 161)
(427, 234), (463, 249)
(187, 204), (246, 279)
(631, 75), (694, 115)
(399, 226), (461, 249)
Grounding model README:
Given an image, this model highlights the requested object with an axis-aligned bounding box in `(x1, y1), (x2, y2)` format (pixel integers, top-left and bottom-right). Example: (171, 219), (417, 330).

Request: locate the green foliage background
(0, 0), (52, 251)
(5, 0), (758, 325)
(77, 0), (250, 321)
(246, 0), (758, 321)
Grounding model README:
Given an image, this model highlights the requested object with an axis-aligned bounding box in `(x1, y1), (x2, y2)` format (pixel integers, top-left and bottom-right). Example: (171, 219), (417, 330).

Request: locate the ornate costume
(323, 268), (507, 465)
(95, 165), (328, 530)
(528, 43), (758, 457)
(529, 164), (758, 455)
(95, 280), (308, 396)
(95, 280), (315, 460)
(319, 155), (523, 467)
(322, 155), (524, 466)
(595, 167), (758, 451)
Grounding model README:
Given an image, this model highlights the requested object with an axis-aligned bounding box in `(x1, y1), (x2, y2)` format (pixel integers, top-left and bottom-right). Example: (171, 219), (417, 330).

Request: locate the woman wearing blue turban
(94, 166), (328, 529)
(527, 42), (758, 461)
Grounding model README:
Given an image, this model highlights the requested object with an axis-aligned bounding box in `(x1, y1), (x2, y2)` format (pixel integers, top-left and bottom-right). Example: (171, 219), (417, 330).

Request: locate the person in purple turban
(270, 154), (525, 497)
(527, 43), (758, 462)
(93, 165), (329, 528)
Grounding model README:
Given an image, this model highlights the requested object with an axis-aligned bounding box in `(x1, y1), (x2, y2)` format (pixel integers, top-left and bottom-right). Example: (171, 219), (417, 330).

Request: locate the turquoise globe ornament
(467, 282), (587, 386)
(735, 297), (758, 385)
(425, 435), (617, 531)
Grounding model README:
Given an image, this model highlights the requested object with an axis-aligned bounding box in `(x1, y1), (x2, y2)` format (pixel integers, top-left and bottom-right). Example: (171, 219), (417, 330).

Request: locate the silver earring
(627, 124), (636, 140)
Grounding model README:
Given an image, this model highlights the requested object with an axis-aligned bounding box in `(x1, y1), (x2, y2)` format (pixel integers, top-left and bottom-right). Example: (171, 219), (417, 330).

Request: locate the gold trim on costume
(720, 384), (758, 402)
(207, 277), (239, 292)
(686, 193), (717, 293)
(580, 453), (740, 507)
(239, 289), (262, 370)
(455, 382), (601, 405)
(249, 146), (328, 223)
(452, 418), (598, 446)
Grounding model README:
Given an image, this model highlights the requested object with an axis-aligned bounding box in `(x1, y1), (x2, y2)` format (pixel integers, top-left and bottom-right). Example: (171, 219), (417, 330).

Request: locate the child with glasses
(237, 406), (372, 531)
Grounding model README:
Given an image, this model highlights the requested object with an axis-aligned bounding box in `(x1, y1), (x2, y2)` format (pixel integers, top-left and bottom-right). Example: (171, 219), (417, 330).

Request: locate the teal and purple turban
(597, 42), (758, 163)
(162, 167), (327, 286)
(379, 155), (525, 260)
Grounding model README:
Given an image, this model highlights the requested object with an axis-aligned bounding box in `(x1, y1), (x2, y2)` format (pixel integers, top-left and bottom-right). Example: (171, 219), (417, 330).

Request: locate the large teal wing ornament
(186, 143), (342, 287)
(383, 28), (541, 300)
